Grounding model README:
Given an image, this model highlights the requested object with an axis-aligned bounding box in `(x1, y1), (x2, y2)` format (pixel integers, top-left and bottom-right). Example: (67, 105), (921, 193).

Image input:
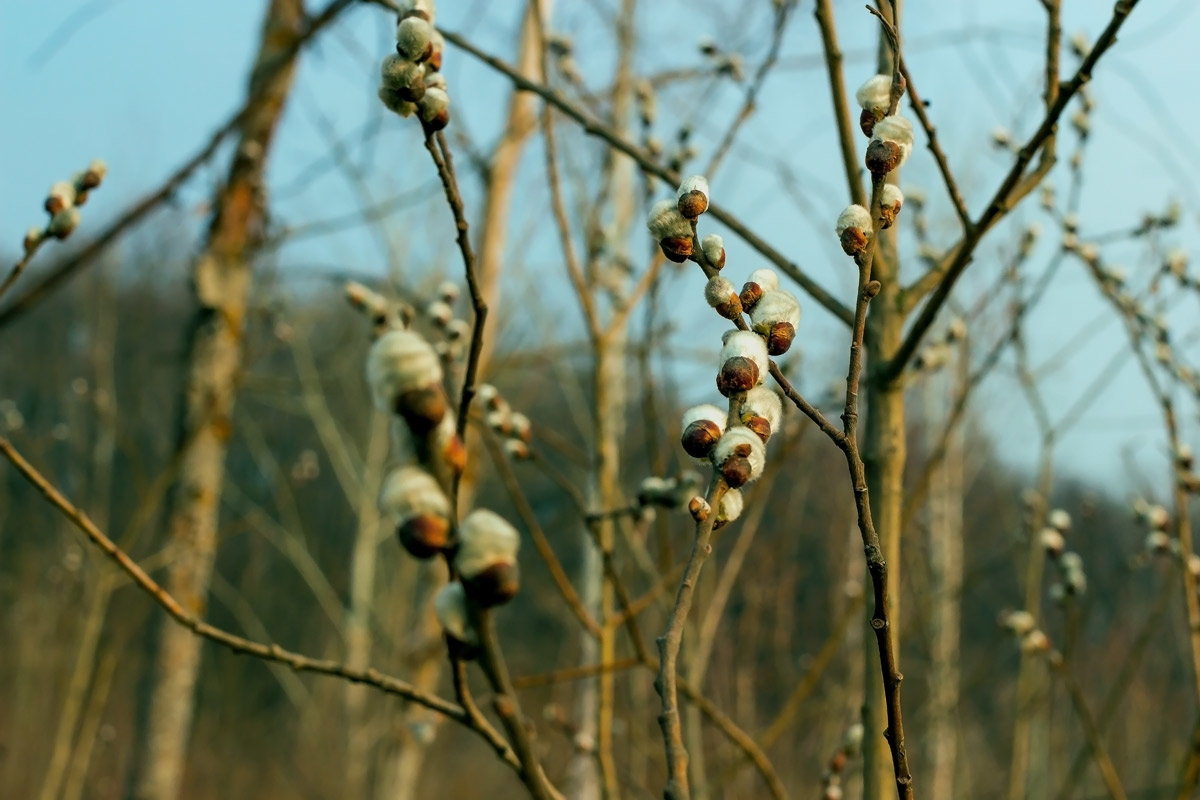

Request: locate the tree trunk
(133, 3), (304, 798)
(925, 351), (963, 800)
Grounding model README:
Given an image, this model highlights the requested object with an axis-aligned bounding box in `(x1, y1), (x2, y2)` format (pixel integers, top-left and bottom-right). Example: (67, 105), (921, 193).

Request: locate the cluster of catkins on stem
(477, 383), (533, 460)
(998, 608), (1051, 655)
(22, 160), (107, 254)
(820, 722), (865, 800)
(357, 282), (522, 657)
(377, 0), (450, 131)
(649, 174), (790, 526)
(833, 74), (913, 260)
(1038, 508), (1087, 600)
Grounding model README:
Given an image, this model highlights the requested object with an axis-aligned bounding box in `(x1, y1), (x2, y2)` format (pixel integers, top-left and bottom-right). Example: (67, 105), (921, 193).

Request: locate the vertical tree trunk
(862, 5), (906, 797)
(925, 351), (963, 800)
(133, 4), (305, 798)
(344, 410), (390, 799)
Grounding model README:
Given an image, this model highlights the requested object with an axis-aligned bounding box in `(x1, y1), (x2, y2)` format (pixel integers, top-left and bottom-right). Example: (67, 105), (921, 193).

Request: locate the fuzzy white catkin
(701, 234), (724, 263)
(881, 184), (903, 209)
(435, 582), (477, 645)
(379, 466), (449, 524)
(366, 329), (443, 412)
(677, 174), (710, 201)
(1047, 508), (1071, 531)
(456, 509), (520, 578)
(704, 276), (737, 307)
(855, 74), (891, 115)
(47, 208), (81, 238)
(681, 403), (727, 432)
(712, 427), (766, 481)
(720, 330), (769, 381)
(836, 205), (872, 235)
(418, 87), (450, 121)
(750, 289), (800, 329)
(395, 15), (433, 60)
(48, 180), (76, 208)
(742, 386), (782, 432)
(717, 488), (744, 523)
(380, 54), (423, 92)
(745, 268), (779, 292)
(871, 115), (914, 161)
(646, 199), (692, 239)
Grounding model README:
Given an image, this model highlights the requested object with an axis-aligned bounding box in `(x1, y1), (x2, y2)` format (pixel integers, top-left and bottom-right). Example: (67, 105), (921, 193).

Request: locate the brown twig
(890, 0), (1143, 377)
(0, 435), (529, 769)
(422, 132), (487, 443)
(655, 477), (727, 800)
(435, 26), (854, 326)
(0, 0), (359, 330)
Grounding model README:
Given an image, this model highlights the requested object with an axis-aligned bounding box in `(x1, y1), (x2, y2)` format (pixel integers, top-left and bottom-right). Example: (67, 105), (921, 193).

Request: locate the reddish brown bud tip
(463, 562), (520, 607)
(865, 139), (902, 176)
(739, 282), (764, 311)
(681, 419), (722, 459)
(688, 496), (710, 522)
(678, 190), (709, 219)
(879, 205), (899, 230)
(716, 356), (760, 397)
(715, 296), (743, 320)
(718, 456), (753, 488)
(744, 415), (772, 443)
(839, 227), (869, 257)
(765, 321), (795, 356)
(659, 235), (693, 263)
(397, 513), (451, 559)
(45, 196), (68, 215)
(442, 433), (468, 476)
(395, 385), (448, 434)
(859, 108), (880, 138)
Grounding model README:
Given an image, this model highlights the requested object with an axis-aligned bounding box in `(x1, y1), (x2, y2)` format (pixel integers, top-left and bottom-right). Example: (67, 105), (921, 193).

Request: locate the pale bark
(925, 352), (963, 800)
(133, 3), (304, 798)
(344, 410), (390, 799)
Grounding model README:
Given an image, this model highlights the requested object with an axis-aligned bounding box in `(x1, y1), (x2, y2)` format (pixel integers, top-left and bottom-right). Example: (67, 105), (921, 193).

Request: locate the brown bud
(688, 496), (710, 522)
(714, 295), (742, 320)
(865, 139), (902, 177)
(681, 419), (722, 459)
(739, 282), (764, 311)
(743, 415), (772, 443)
(442, 433), (468, 476)
(830, 751), (848, 773)
(718, 455), (752, 488)
(80, 169), (104, 191)
(397, 513), (451, 559)
(427, 47), (443, 71)
(659, 235), (693, 263)
(879, 204), (899, 230)
(463, 561), (520, 607)
(421, 107), (450, 132)
(859, 108), (881, 138)
(396, 385), (448, 434)
(716, 356), (760, 397)
(45, 195), (68, 215)
(864, 280), (882, 298)
(678, 190), (709, 219)
(840, 227), (869, 257)
(765, 321), (795, 356)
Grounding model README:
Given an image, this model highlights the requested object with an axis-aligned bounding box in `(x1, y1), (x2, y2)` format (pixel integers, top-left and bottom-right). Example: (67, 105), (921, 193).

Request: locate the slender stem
(655, 478), (727, 800)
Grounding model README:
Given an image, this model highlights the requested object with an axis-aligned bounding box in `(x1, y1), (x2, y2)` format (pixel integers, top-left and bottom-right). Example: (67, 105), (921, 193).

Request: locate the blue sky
(2, 0), (1199, 495)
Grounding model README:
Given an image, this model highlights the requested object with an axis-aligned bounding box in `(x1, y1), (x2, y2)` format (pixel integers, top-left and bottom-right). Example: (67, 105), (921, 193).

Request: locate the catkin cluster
(377, 0), (450, 131)
(354, 281), (524, 657)
(22, 160), (107, 254)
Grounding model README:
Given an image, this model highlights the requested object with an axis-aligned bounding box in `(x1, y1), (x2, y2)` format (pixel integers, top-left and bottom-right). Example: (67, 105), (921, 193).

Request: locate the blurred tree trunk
(132, 3), (305, 798)
(925, 348), (964, 800)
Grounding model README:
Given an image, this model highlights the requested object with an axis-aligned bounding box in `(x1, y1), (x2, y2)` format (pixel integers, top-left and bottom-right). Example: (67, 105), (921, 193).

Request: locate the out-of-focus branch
(890, 0), (1143, 375)
(0, 436), (524, 757)
(0, 0), (360, 331)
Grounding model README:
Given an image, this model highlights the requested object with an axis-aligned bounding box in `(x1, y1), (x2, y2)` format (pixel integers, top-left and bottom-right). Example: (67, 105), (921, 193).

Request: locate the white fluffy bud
(366, 329), (444, 413)
(435, 582), (478, 647)
(855, 74), (891, 116)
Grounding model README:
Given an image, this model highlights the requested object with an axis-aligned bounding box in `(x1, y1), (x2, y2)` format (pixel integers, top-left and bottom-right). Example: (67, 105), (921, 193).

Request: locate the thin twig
(890, 0), (1143, 376)
(0, 436), (531, 766)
